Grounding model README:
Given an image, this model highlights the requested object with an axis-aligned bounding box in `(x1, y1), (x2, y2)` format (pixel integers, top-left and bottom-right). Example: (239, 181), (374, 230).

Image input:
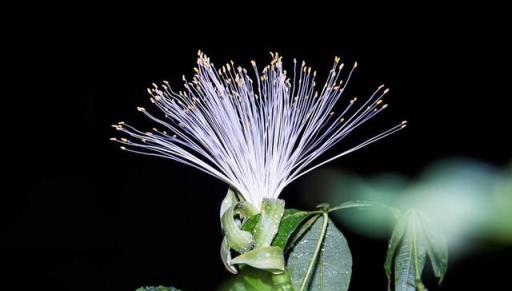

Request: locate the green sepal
(220, 189), (243, 274)
(254, 198), (285, 247)
(221, 237), (238, 274)
(220, 188), (259, 262)
(231, 246), (286, 274)
(237, 201), (259, 218)
(222, 204), (255, 253)
(220, 188), (240, 220)
(220, 188), (258, 221)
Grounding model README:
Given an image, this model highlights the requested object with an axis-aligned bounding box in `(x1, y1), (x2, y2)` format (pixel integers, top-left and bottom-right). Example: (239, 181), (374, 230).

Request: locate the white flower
(112, 51), (406, 210)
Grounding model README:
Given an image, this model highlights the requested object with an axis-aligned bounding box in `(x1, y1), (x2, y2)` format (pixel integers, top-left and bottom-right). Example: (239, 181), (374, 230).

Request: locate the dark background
(4, 2), (511, 290)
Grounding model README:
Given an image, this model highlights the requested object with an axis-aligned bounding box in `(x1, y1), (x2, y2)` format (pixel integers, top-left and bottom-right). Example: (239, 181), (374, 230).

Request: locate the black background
(4, 2), (511, 290)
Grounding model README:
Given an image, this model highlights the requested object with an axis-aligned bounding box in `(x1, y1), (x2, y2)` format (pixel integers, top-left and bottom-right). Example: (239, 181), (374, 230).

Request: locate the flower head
(112, 51), (406, 209)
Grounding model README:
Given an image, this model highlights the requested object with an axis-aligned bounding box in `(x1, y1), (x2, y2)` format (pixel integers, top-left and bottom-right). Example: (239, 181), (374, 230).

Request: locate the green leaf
(231, 246), (285, 273)
(385, 210), (449, 291)
(418, 212), (448, 284)
(136, 286), (182, 291)
(272, 209), (311, 249)
(384, 211), (410, 290)
(254, 199), (285, 247)
(285, 215), (320, 253)
(241, 209), (312, 250)
(394, 211), (427, 291)
(288, 214), (352, 291)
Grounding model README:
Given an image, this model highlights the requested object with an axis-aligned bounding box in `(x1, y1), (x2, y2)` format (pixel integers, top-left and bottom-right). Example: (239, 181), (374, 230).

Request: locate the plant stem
(299, 211), (329, 291)
(327, 201), (401, 219)
(272, 269), (294, 291)
(327, 202), (374, 212)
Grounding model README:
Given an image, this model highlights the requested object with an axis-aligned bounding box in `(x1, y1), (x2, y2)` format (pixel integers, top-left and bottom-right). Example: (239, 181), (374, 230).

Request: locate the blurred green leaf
(315, 160), (501, 244)
(288, 214), (352, 291)
(136, 286), (182, 291)
(491, 167), (512, 242)
(319, 172), (405, 238)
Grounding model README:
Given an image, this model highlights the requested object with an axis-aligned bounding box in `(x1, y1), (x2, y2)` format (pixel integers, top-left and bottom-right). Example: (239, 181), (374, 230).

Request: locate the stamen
(113, 52), (405, 209)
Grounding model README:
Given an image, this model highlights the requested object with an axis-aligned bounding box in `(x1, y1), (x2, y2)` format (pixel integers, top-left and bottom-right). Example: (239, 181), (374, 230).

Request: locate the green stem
(328, 201), (400, 219)
(328, 203), (374, 212)
(299, 211), (329, 291)
(308, 210), (323, 215)
(272, 269), (294, 291)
